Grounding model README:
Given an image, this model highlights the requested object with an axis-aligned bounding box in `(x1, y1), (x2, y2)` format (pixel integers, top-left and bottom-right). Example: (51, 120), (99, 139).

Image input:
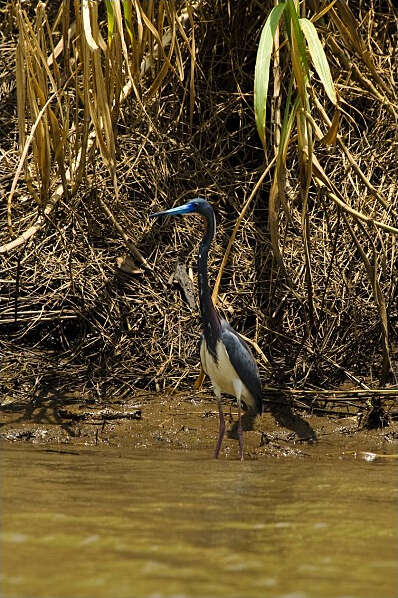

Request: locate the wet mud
(0, 390), (396, 460)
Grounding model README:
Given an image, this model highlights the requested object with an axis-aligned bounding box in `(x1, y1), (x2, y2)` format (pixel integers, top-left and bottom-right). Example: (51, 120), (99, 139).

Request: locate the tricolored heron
(150, 198), (263, 460)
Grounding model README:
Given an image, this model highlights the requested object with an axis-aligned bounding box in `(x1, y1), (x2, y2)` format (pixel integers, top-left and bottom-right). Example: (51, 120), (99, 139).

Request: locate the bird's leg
(232, 381), (244, 461)
(237, 399), (244, 461)
(214, 400), (225, 459)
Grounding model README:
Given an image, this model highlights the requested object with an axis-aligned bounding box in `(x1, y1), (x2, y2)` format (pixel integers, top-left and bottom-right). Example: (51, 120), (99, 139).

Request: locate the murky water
(1, 443), (397, 598)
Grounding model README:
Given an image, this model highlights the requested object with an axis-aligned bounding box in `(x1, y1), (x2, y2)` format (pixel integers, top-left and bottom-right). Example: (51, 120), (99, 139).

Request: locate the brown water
(1, 442), (397, 598)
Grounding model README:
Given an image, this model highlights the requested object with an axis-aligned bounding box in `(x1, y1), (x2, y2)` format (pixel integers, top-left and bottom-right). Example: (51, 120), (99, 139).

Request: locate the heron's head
(150, 197), (212, 220)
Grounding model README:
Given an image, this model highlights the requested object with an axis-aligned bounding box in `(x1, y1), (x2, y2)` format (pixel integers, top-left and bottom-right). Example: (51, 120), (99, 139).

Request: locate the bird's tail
(243, 393), (263, 416)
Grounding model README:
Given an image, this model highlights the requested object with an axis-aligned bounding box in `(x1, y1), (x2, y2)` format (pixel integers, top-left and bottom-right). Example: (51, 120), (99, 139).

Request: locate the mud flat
(1, 390), (396, 460)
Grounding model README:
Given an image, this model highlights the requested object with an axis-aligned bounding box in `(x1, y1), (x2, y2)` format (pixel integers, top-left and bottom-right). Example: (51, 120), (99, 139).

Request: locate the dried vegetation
(0, 1), (397, 414)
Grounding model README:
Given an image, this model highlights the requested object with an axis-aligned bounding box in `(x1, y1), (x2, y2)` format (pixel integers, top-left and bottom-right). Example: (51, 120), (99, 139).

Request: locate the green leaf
(285, 0), (309, 103)
(280, 74), (296, 150)
(122, 0), (134, 44)
(254, 3), (286, 148)
(299, 18), (337, 105)
(105, 0), (115, 46)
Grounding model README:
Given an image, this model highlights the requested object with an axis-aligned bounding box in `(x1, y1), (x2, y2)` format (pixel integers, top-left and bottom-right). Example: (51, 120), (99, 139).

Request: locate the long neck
(197, 209), (221, 354)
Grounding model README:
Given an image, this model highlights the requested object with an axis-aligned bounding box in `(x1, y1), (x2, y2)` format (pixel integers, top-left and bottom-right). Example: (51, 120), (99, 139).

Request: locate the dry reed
(0, 1), (397, 414)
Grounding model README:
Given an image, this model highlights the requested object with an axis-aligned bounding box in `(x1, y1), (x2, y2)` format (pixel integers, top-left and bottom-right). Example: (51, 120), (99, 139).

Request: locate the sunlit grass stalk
(5, 0), (195, 256)
(254, 0), (396, 379)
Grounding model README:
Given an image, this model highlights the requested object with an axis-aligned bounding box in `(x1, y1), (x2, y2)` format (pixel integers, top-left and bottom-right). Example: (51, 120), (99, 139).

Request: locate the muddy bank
(0, 390), (396, 460)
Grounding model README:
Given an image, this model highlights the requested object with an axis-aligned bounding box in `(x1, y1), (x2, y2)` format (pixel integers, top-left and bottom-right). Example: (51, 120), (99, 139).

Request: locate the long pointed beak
(149, 202), (194, 219)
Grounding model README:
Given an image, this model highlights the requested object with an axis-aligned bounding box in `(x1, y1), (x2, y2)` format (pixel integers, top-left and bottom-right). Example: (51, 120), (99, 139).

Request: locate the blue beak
(150, 202), (195, 219)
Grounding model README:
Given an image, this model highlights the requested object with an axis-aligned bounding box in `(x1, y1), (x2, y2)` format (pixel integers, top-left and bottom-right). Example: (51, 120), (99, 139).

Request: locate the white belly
(200, 338), (255, 409)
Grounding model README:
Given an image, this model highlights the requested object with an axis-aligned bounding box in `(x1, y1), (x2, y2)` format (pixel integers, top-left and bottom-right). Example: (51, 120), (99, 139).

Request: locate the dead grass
(0, 1), (397, 410)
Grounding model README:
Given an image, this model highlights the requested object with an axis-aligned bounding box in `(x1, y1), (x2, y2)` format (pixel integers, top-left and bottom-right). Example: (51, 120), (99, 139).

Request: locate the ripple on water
(1, 444), (397, 598)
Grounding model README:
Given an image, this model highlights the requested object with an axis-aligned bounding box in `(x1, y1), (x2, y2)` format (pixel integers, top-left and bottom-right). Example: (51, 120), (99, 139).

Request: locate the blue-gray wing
(221, 322), (263, 415)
